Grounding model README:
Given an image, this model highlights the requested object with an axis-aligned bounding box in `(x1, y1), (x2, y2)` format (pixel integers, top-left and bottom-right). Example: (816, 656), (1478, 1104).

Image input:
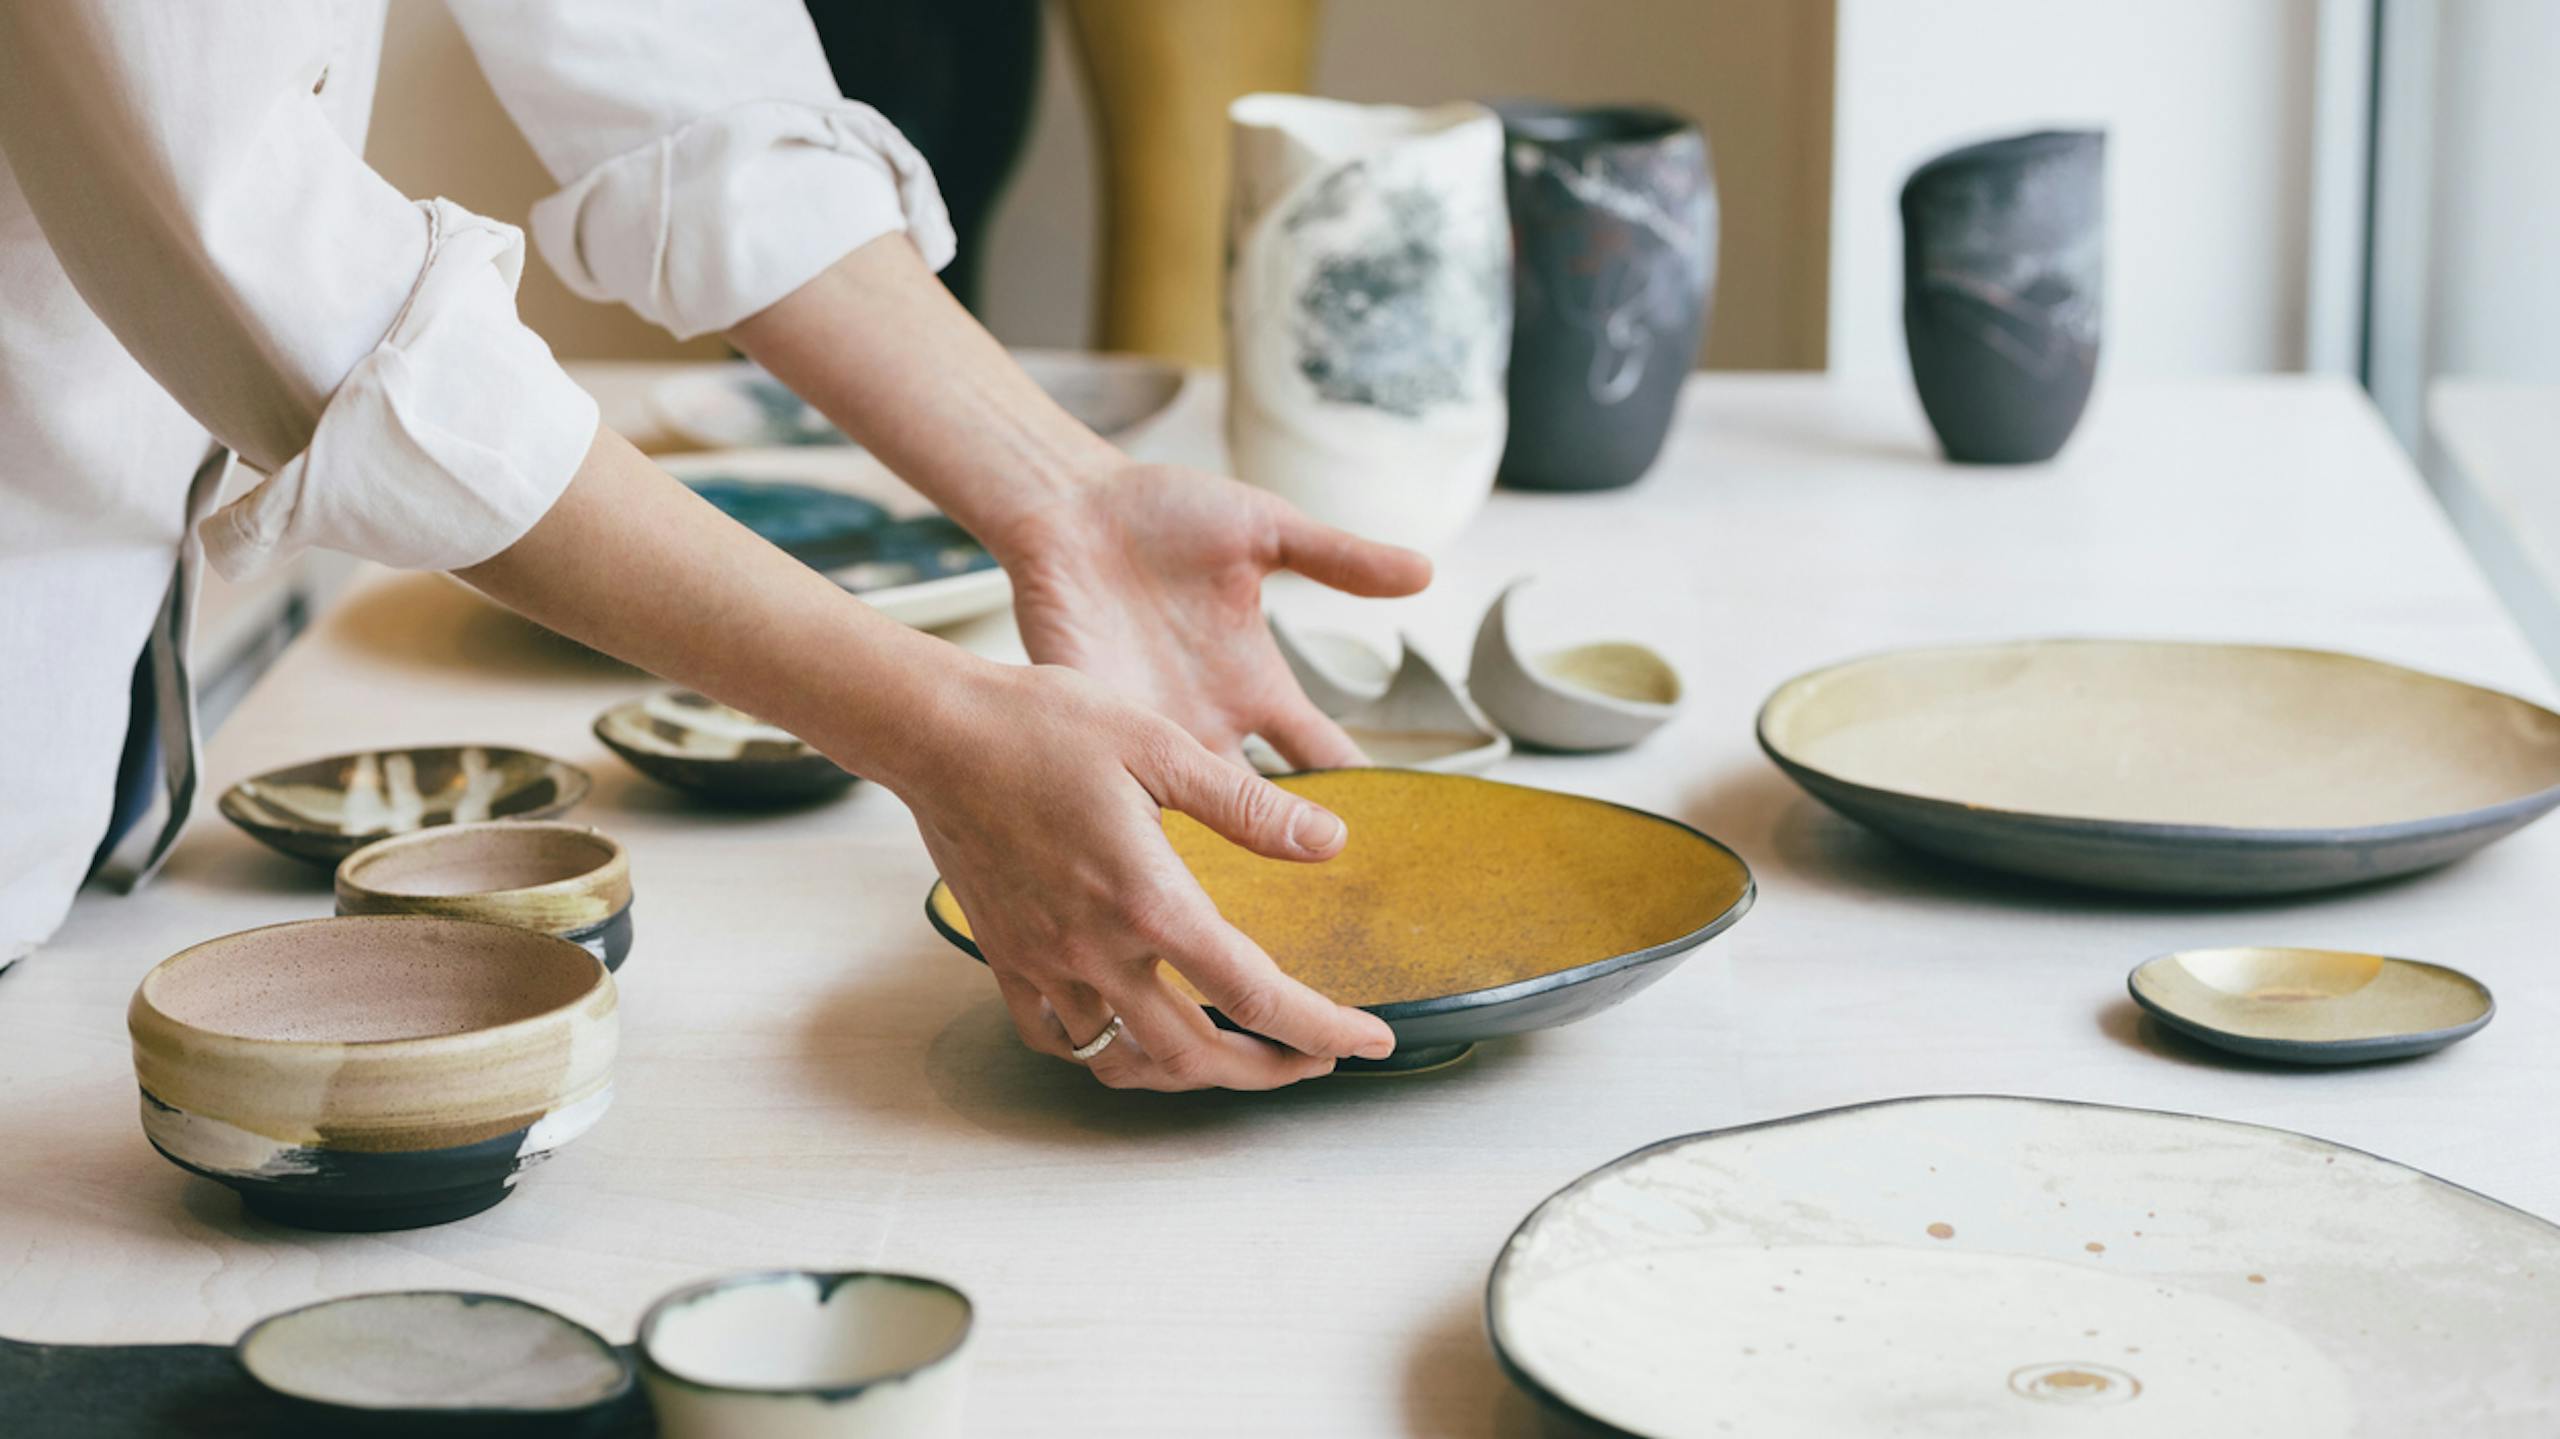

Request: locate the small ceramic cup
(636, 1271), (974, 1439)
(128, 915), (618, 1231)
(336, 821), (635, 972)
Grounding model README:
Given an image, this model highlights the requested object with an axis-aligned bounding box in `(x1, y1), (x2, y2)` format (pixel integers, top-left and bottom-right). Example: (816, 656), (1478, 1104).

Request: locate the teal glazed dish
(926, 770), (1754, 1072)
(684, 474), (999, 592)
(218, 745), (590, 867)
(236, 1291), (633, 1424)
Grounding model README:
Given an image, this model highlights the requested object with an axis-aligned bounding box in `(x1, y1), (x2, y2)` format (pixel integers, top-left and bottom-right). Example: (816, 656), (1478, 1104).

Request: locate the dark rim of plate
(921, 768), (1756, 1027)
(234, 1290), (633, 1416)
(1755, 637), (2560, 850)
(633, 1271), (972, 1403)
(1481, 1093), (2560, 1436)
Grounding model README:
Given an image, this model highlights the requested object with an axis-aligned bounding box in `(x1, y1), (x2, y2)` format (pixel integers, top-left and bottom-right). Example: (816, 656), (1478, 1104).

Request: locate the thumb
(1146, 736), (1348, 862)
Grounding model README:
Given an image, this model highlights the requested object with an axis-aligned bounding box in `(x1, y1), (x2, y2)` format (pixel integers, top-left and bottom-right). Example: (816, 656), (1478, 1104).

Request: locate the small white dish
(1268, 613), (1396, 715)
(637, 1270), (973, 1439)
(1468, 579), (1681, 752)
(236, 1291), (631, 1419)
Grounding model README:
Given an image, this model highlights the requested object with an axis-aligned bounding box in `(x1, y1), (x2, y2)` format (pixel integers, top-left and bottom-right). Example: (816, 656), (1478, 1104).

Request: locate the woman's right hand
(877, 659), (1396, 1090)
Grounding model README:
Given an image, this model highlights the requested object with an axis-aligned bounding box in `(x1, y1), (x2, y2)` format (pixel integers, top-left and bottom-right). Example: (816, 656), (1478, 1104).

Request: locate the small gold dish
(2127, 946), (2493, 1064)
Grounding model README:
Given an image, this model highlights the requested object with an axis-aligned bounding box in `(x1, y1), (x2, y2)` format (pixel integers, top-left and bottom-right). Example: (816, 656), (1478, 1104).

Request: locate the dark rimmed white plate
(1489, 1095), (2560, 1436)
(236, 1291), (631, 1419)
(1758, 638), (2560, 895)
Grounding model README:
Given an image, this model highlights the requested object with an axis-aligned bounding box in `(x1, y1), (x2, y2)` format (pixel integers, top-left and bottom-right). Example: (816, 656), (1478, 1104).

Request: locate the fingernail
(1357, 1032), (1395, 1061)
(1290, 806), (1346, 854)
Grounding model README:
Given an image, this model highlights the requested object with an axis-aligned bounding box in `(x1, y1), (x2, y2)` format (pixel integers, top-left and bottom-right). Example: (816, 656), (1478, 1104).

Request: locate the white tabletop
(7, 371), (2557, 1435)
(2429, 378), (2560, 676)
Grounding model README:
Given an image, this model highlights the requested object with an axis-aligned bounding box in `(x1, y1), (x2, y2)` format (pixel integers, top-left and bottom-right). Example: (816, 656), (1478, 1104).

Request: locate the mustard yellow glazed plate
(1758, 639), (2560, 895)
(924, 770), (1753, 1071)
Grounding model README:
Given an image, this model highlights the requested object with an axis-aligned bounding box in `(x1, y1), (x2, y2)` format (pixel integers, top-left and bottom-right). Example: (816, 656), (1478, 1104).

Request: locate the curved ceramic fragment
(1268, 613), (1396, 716)
(2127, 946), (2494, 1064)
(237, 1291), (632, 1418)
(1333, 639), (1509, 774)
(1490, 1095), (2560, 1435)
(1469, 580), (1681, 751)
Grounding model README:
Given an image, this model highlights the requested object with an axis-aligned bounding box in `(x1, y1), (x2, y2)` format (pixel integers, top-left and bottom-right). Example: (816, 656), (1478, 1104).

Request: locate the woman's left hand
(990, 461), (1432, 769)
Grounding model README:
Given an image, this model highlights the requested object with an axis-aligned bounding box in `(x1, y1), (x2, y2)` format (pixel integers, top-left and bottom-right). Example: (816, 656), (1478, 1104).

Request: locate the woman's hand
(989, 462), (1432, 767)
(891, 658), (1398, 1089)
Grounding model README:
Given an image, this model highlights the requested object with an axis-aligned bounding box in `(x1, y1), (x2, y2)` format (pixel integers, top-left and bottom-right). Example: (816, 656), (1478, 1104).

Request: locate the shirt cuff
(529, 97), (956, 342)
(200, 200), (599, 582)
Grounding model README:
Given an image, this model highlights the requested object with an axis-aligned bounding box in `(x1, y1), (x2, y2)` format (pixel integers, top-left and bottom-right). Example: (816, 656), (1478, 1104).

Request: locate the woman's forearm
(726, 234), (1111, 561)
(456, 422), (984, 794)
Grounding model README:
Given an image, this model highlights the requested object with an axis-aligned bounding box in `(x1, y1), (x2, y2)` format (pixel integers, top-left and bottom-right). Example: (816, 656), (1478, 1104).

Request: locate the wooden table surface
(6, 371), (2557, 1435)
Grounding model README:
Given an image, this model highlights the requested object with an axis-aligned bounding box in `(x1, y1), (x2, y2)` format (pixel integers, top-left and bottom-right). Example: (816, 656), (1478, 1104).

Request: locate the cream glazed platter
(1488, 1096), (2560, 1437)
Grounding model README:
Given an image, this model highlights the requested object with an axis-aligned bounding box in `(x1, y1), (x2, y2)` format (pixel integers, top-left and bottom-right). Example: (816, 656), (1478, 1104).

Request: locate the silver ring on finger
(1070, 1014), (1126, 1063)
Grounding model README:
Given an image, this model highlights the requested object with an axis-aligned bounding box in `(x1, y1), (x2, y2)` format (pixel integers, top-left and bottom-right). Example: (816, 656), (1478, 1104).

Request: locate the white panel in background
(1828, 0), (2319, 378)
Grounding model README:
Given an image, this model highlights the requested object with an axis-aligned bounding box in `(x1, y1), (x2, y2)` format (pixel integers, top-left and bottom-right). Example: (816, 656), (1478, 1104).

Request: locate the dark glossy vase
(1900, 129), (2105, 465)
(1493, 103), (1716, 492)
(805, 0), (1043, 312)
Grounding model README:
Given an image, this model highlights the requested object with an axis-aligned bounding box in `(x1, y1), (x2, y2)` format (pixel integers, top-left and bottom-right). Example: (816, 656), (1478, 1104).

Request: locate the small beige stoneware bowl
(337, 821), (634, 972)
(637, 1271), (974, 1439)
(127, 915), (617, 1232)
(1469, 579), (1682, 751)
(2127, 946), (2494, 1064)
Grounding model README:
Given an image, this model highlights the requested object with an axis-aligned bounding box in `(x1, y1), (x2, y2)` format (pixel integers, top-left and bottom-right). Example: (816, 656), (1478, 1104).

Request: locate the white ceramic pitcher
(1225, 95), (1511, 553)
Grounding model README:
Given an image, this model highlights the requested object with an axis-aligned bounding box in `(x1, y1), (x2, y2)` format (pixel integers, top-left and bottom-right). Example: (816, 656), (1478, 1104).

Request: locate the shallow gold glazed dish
(2127, 946), (2494, 1064)
(1759, 639), (2560, 894)
(926, 770), (1753, 1070)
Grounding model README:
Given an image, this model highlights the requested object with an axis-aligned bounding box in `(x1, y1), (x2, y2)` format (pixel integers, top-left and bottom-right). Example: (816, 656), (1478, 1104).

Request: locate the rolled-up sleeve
(447, 0), (955, 341)
(0, 2), (597, 581)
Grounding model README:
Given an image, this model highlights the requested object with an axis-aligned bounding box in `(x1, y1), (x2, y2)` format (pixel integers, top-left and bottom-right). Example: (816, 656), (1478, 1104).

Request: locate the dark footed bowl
(925, 770), (1753, 1071)
(1494, 101), (1716, 493)
(595, 691), (859, 805)
(128, 917), (618, 1232)
(1901, 128), (2104, 465)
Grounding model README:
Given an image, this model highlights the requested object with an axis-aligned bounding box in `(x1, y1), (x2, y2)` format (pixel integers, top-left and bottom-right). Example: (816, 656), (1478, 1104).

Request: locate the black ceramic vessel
(1901, 129), (2105, 464)
(1493, 102), (1716, 493)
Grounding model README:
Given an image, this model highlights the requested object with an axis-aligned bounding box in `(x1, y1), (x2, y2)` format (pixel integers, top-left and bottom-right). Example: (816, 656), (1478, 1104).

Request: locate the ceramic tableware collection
(1489, 1096), (2560, 1435)
(929, 769), (1754, 1071)
(2127, 946), (2495, 1064)
(127, 915), (617, 1231)
(335, 820), (636, 971)
(217, 744), (591, 866)
(595, 689), (859, 804)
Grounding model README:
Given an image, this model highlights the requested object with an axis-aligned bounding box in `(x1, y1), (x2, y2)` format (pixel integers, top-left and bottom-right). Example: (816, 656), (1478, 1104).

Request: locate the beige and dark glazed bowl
(218, 745), (591, 866)
(337, 822), (634, 972)
(127, 915), (618, 1231)
(595, 690), (858, 804)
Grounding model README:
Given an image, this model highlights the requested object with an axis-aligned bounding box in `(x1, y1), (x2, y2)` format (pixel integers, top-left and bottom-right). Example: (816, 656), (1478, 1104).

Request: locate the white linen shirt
(0, 1), (953, 962)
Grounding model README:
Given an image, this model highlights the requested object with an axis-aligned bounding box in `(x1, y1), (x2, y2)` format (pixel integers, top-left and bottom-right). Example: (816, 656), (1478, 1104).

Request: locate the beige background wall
(366, 0), (1833, 370)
